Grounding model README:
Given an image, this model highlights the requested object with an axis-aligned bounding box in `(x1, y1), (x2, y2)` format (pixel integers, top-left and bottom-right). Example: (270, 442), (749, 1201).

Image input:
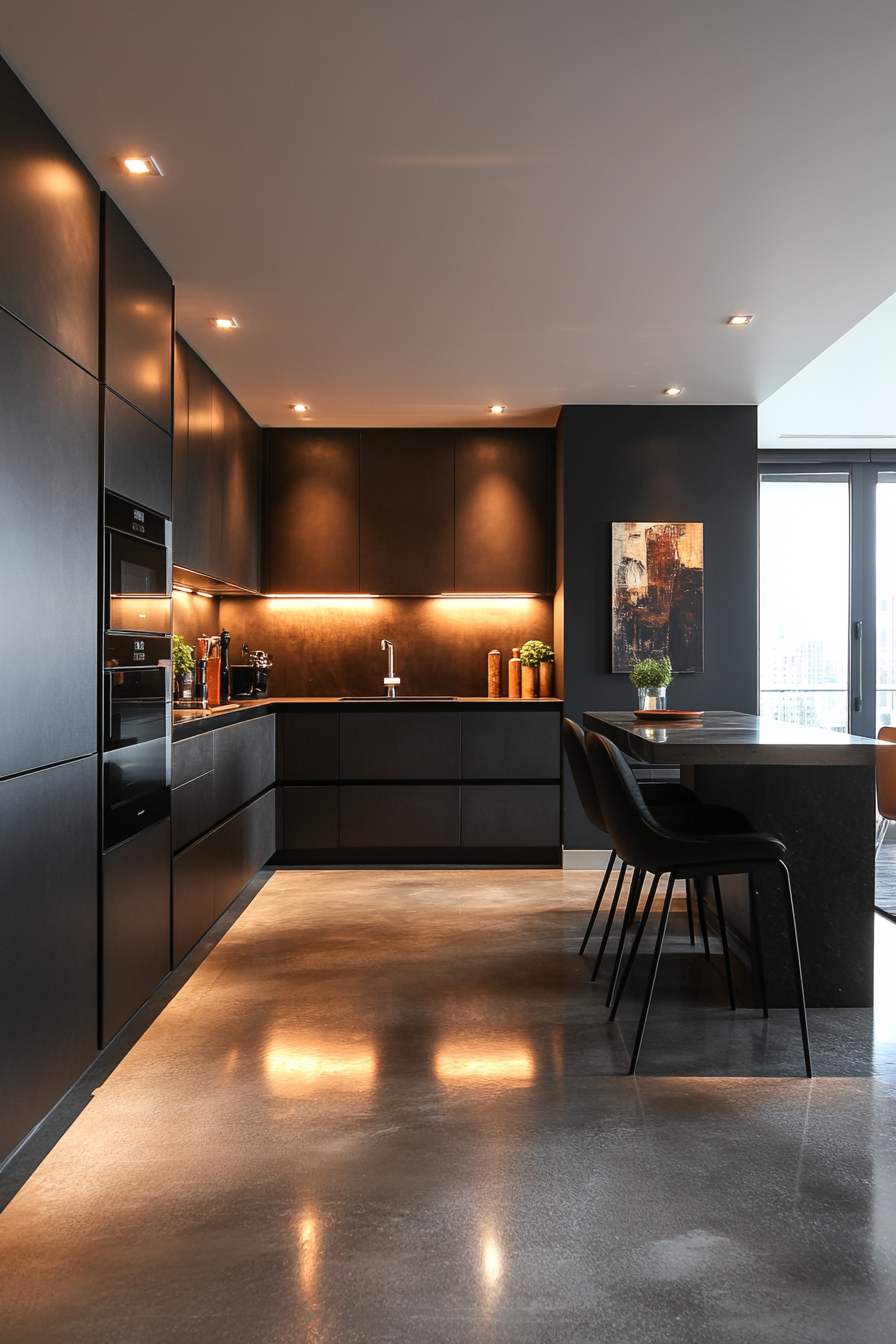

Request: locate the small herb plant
(172, 634), (195, 679)
(519, 641), (554, 667)
(628, 656), (673, 690)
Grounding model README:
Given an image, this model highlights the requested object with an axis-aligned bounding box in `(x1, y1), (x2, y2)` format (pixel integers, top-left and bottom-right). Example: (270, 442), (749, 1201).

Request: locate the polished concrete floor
(2, 868), (896, 1343)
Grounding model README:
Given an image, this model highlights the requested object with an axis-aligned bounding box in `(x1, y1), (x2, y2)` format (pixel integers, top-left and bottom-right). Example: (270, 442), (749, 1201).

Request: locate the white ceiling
(1, 0), (895, 428)
(758, 291), (896, 451)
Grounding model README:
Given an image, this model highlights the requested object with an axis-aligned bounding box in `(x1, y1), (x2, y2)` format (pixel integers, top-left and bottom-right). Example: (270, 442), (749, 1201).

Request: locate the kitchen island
(583, 710), (877, 1009)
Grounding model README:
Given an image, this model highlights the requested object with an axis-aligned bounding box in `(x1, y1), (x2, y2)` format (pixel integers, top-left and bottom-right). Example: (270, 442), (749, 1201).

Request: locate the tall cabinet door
(186, 344), (221, 578)
(0, 756), (98, 1164)
(0, 55), (100, 374)
(102, 195), (173, 432)
(0, 309), (98, 777)
(360, 430), (454, 594)
(267, 430), (361, 593)
(455, 430), (553, 593)
(218, 382), (260, 591)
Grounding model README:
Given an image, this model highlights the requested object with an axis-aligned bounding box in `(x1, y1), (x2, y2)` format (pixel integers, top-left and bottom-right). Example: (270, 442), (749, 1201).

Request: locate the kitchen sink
(339, 696), (457, 701)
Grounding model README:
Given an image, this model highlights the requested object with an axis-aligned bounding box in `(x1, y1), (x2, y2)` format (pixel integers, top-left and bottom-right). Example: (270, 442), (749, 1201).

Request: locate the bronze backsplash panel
(217, 596), (554, 698)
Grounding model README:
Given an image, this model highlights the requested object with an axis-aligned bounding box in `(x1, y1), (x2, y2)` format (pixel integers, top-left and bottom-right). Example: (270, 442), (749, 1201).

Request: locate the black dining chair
(584, 730), (812, 1078)
(563, 720), (705, 978)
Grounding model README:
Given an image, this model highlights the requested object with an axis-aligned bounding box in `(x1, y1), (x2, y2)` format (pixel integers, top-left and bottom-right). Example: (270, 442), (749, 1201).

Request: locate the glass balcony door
(760, 460), (889, 739)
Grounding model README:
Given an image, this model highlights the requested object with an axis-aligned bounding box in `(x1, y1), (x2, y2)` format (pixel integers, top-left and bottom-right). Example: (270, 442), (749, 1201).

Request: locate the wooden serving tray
(633, 710), (704, 722)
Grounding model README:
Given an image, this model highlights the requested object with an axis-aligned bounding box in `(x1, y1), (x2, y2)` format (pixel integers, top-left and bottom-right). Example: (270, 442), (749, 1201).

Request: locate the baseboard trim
(562, 848), (615, 870)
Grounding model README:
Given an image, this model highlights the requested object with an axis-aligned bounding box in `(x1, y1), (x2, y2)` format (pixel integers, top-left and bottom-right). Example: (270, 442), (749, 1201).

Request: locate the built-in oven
(103, 633), (171, 850)
(106, 492), (171, 636)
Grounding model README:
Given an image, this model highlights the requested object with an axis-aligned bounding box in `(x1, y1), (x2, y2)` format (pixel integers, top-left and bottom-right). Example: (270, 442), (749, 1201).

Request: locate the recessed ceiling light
(727, 314), (753, 326)
(120, 155), (162, 176)
(292, 403), (309, 413)
(210, 317), (238, 329)
(663, 386), (683, 396)
(489, 405), (505, 414)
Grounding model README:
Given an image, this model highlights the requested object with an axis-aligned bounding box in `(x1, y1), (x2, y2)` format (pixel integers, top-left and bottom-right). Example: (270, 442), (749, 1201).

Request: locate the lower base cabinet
(340, 784), (460, 847)
(102, 820), (172, 1047)
(461, 784), (560, 847)
(0, 756), (98, 1164)
(173, 790), (275, 964)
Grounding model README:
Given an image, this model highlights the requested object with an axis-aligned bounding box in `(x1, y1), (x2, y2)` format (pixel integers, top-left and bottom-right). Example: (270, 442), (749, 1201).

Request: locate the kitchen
(2, 6), (896, 1341)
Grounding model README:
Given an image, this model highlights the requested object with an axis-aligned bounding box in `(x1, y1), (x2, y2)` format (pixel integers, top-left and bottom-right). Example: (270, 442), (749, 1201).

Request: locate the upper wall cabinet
(267, 430), (360, 593)
(455, 430), (553, 593)
(360, 431), (455, 595)
(104, 388), (172, 518)
(265, 427), (554, 595)
(103, 195), (173, 432)
(173, 335), (260, 591)
(0, 57), (100, 375)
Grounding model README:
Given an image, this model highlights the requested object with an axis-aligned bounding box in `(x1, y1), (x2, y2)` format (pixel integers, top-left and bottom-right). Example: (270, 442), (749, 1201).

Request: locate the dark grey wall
(560, 404), (758, 848)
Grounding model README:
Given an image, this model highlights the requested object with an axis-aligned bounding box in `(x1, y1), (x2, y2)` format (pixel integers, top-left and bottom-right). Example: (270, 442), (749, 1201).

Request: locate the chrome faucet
(381, 639), (400, 698)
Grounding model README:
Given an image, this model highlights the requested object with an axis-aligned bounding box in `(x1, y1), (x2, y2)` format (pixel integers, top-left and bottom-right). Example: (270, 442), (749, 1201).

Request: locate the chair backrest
(878, 727), (896, 821)
(562, 718), (607, 833)
(583, 731), (675, 871)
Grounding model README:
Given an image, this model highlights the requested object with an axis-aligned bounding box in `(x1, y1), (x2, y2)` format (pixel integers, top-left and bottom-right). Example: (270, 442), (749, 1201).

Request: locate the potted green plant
(520, 641), (555, 698)
(629, 655), (673, 711)
(172, 634), (195, 701)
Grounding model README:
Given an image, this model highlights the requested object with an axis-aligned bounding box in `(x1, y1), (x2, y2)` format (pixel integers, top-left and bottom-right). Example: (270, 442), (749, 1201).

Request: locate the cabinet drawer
(280, 785), (339, 848)
(172, 831), (217, 965)
(278, 713), (339, 780)
(461, 712), (561, 779)
(461, 784), (560, 847)
(215, 790), (276, 917)
(172, 732), (214, 788)
(340, 712), (460, 779)
(171, 771), (215, 851)
(340, 785), (460, 847)
(213, 715), (275, 818)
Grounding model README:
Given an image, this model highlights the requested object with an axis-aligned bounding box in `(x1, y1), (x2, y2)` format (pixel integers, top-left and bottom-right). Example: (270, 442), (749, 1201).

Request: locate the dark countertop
(173, 696), (564, 741)
(582, 709), (878, 766)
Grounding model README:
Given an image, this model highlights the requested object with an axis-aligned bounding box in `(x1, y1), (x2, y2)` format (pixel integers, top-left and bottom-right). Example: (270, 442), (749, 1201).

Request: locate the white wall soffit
(759, 292), (896, 453)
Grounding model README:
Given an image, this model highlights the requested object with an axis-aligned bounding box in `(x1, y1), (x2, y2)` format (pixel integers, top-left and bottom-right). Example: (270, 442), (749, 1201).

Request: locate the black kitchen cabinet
(461, 710), (561, 779)
(266, 430), (360, 593)
(104, 387), (172, 517)
(213, 715), (276, 818)
(173, 335), (261, 588)
(171, 770), (215, 851)
(279, 712), (339, 779)
(102, 195), (173, 432)
(340, 784), (460, 847)
(0, 56), (99, 375)
(1, 308), (98, 778)
(280, 785), (339, 848)
(0, 756), (98, 1164)
(340, 711), (460, 779)
(101, 819), (172, 1046)
(461, 784), (561, 847)
(360, 430), (454, 594)
(172, 789), (275, 963)
(455, 430), (553, 593)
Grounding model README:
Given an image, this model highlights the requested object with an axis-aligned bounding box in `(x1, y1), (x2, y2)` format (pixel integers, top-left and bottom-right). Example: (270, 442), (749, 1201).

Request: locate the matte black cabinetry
(461, 784), (560, 847)
(265, 429), (553, 595)
(266, 430), (360, 593)
(461, 711), (561, 779)
(340, 784), (460, 847)
(340, 712), (460, 779)
(279, 713), (339, 780)
(360, 430), (454, 594)
(455, 430), (553, 593)
(104, 387), (172, 517)
(173, 334), (260, 589)
(0, 756), (98, 1164)
(102, 820), (172, 1046)
(172, 714), (275, 853)
(102, 196), (173, 432)
(1, 309), (98, 777)
(0, 56), (100, 374)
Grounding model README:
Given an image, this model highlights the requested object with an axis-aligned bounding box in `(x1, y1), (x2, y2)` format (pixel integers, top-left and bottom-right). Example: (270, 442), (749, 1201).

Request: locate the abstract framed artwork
(612, 522), (704, 672)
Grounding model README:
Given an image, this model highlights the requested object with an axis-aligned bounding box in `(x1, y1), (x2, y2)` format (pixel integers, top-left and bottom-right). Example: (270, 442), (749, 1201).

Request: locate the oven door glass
(108, 532), (171, 635)
(104, 675), (170, 848)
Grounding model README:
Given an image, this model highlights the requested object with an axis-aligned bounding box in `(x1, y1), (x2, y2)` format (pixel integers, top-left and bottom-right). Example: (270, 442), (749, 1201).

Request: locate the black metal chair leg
(749, 879), (769, 1019)
(695, 880), (711, 959)
(777, 860), (812, 1078)
(628, 873), (677, 1075)
(711, 876), (736, 1011)
(589, 862), (628, 981)
(604, 869), (645, 1002)
(579, 849), (617, 954)
(685, 880), (696, 946)
(609, 871), (662, 1020)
